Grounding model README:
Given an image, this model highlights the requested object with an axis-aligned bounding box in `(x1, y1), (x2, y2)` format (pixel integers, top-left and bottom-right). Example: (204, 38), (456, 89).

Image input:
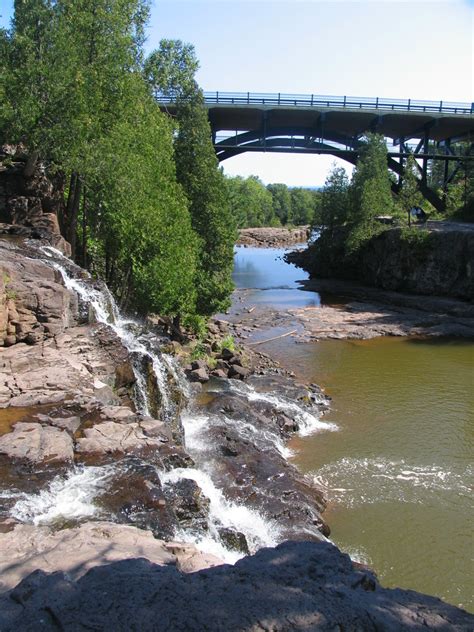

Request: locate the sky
(1, 0), (473, 186)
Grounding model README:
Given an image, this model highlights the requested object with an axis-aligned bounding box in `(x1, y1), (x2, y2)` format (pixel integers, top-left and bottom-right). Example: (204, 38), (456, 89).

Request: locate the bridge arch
(158, 91), (474, 212)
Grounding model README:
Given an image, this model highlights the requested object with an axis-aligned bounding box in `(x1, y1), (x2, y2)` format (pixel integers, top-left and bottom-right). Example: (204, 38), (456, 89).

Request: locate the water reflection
(233, 246), (320, 309)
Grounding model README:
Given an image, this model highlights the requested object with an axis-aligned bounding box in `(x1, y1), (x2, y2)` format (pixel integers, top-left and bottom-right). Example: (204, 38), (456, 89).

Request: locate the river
(232, 245), (474, 611)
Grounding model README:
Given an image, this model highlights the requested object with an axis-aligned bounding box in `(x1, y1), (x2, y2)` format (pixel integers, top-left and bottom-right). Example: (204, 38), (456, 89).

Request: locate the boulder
(0, 522), (223, 594)
(0, 422), (74, 463)
(188, 367), (209, 383)
(228, 365), (250, 380)
(75, 421), (167, 456)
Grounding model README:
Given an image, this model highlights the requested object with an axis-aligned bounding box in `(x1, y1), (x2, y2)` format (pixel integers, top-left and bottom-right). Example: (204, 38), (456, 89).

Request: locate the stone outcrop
(0, 540), (471, 631)
(0, 239), (76, 347)
(238, 226), (310, 248)
(0, 522), (223, 594)
(0, 144), (71, 255)
(289, 224), (474, 300)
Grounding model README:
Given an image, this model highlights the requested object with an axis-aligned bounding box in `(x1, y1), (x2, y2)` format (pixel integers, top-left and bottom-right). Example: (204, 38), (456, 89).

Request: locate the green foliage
(174, 90), (236, 316)
(227, 175), (274, 227)
(399, 226), (433, 261)
(350, 133), (393, 223)
(144, 39), (198, 100)
(226, 177), (317, 228)
(217, 334), (235, 352)
(315, 164), (350, 232)
(267, 183), (292, 224)
(4, 0), (151, 171)
(3, 11), (244, 323)
(397, 154), (424, 218)
(86, 92), (198, 318)
(290, 187), (317, 225)
(345, 133), (394, 253)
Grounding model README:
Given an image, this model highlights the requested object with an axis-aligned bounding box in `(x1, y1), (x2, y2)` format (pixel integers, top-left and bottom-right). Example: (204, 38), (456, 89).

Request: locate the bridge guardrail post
(408, 98), (411, 110)
(439, 100), (443, 112)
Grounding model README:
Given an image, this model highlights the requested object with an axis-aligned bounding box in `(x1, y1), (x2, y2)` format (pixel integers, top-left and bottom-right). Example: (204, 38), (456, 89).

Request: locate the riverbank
(227, 280), (474, 343)
(226, 245), (474, 612)
(237, 225), (310, 248)
(0, 235), (473, 626)
(288, 223), (474, 301)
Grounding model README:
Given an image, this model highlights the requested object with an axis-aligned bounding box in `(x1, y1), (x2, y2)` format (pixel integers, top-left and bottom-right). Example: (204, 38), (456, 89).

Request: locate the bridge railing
(170, 92), (473, 114)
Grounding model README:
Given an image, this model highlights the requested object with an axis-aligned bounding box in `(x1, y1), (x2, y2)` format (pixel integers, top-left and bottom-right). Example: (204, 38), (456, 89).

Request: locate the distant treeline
(226, 176), (320, 227)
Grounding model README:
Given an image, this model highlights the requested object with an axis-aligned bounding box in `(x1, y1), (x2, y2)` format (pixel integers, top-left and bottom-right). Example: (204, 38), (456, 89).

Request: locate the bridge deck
(160, 91), (474, 143)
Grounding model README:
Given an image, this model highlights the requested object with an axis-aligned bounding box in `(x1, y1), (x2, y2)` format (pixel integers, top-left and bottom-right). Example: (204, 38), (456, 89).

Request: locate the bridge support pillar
(422, 129), (430, 185)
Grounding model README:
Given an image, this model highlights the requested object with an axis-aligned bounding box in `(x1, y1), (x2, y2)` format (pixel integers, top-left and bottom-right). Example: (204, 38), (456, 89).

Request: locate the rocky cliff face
(290, 225), (474, 301)
(0, 144), (70, 255)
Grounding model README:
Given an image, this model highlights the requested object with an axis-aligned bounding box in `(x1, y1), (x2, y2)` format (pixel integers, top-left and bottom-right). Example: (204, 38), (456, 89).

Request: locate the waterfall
(32, 246), (279, 562)
(227, 380), (338, 436)
(41, 246), (171, 417)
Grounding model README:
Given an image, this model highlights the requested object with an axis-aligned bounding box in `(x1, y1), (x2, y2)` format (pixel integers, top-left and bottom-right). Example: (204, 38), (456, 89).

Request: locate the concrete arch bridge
(159, 92), (474, 212)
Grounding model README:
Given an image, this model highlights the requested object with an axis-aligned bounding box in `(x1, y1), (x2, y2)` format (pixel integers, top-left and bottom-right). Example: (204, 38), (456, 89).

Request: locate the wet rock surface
(0, 540), (472, 631)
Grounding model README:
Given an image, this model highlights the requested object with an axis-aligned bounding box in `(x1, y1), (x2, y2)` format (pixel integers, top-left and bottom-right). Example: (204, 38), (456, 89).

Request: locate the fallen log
(248, 329), (297, 346)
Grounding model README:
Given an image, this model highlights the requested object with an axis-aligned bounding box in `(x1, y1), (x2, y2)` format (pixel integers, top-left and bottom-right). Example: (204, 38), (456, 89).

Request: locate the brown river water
(233, 246), (474, 611)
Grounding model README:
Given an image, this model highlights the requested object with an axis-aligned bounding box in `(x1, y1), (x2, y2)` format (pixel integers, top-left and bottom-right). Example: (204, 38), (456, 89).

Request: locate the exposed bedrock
(237, 225), (310, 248)
(0, 144), (71, 255)
(0, 540), (472, 631)
(289, 226), (474, 300)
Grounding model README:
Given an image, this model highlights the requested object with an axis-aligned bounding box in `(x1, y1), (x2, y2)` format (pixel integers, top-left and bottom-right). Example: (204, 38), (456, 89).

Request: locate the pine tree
(145, 40), (237, 317)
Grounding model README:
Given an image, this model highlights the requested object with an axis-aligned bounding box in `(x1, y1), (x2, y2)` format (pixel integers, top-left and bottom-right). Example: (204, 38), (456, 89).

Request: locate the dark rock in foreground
(0, 540), (471, 631)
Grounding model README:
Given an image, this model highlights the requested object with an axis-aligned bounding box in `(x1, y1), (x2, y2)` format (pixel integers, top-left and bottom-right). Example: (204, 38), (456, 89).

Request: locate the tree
(346, 133), (394, 252)
(88, 94), (198, 319)
(227, 176), (275, 227)
(146, 40), (237, 317)
(398, 154), (423, 218)
(267, 183), (292, 225)
(144, 39), (198, 100)
(317, 164), (350, 233)
(290, 187), (317, 225)
(350, 133), (393, 223)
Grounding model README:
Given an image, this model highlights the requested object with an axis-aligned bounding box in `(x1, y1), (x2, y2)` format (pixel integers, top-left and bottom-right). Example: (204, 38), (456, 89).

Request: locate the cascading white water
(228, 380), (338, 436)
(41, 246), (171, 416)
(10, 465), (115, 525)
(28, 246), (281, 562)
(161, 467), (280, 563)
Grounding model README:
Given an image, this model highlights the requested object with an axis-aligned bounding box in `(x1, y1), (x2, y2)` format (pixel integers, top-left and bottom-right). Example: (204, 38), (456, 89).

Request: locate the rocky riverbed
(0, 233), (330, 577)
(237, 226), (310, 248)
(1, 228), (473, 628)
(226, 281), (474, 344)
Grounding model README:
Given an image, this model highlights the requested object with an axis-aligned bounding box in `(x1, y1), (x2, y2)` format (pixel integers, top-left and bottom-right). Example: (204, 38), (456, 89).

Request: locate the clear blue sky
(1, 1), (473, 186)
